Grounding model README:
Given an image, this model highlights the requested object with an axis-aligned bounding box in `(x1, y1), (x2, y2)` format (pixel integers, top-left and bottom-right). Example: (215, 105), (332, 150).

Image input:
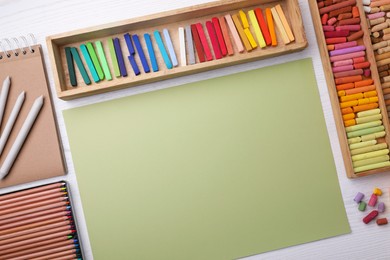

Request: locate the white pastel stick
(0, 95), (44, 180)
(0, 91), (25, 156)
(185, 25), (196, 65)
(163, 29), (178, 67)
(0, 76), (11, 128)
(178, 27), (186, 66)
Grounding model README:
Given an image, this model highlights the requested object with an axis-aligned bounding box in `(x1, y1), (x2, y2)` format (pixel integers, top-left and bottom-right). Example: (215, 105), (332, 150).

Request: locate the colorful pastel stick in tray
(206, 21), (222, 59)
(144, 33), (159, 72)
(133, 34), (150, 73)
(163, 29), (178, 67)
(196, 23), (213, 61)
(232, 14), (252, 52)
(86, 42), (104, 80)
(113, 38), (127, 77)
(218, 16), (234, 55)
(70, 47), (91, 85)
(185, 25), (196, 65)
(254, 8), (272, 46)
(275, 4), (294, 42)
(95, 41), (112, 81)
(65, 47), (77, 86)
(154, 30), (173, 69)
(178, 27), (186, 66)
(266, 8), (278, 46)
(80, 44), (100, 83)
(271, 7), (290, 44)
(124, 33), (140, 75)
(212, 17), (227, 56)
(248, 10), (266, 48)
(191, 24), (206, 63)
(108, 38), (121, 77)
(225, 14), (244, 53)
(239, 10), (257, 49)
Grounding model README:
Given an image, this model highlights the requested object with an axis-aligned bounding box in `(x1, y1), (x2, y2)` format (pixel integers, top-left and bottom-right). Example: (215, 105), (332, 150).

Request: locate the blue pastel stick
(163, 29), (178, 67)
(153, 30), (172, 69)
(128, 55), (140, 75)
(132, 34), (150, 73)
(124, 33), (135, 55)
(144, 33), (158, 72)
(80, 44), (100, 83)
(70, 47), (91, 85)
(113, 38), (127, 77)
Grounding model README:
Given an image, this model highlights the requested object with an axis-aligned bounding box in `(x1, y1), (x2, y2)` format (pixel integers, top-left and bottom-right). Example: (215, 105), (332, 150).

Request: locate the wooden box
(46, 0), (307, 100)
(308, 0), (390, 178)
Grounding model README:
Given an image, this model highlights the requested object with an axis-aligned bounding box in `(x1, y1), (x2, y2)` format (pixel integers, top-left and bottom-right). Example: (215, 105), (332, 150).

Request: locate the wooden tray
(308, 0), (390, 178)
(46, 0), (307, 100)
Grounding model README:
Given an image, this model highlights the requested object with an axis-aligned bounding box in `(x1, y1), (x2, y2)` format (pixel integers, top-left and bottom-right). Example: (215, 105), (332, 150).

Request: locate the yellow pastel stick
(350, 140), (377, 150)
(361, 131), (386, 141)
(348, 136), (362, 144)
(353, 155), (390, 168)
(275, 4), (295, 42)
(340, 93), (363, 102)
(239, 10), (249, 29)
(248, 10), (266, 48)
(244, 28), (257, 48)
(356, 114), (382, 124)
(354, 161), (390, 173)
(270, 7), (290, 44)
(350, 143), (388, 156)
(357, 108), (380, 117)
(232, 14), (252, 51)
(351, 148), (389, 162)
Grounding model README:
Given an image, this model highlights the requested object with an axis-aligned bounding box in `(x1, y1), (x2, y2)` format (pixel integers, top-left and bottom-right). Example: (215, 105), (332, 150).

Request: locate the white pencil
(0, 95), (44, 180)
(0, 91), (25, 156)
(0, 76), (11, 129)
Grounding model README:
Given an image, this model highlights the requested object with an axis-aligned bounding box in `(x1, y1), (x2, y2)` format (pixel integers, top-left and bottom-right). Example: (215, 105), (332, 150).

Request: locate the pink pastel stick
(364, 69), (371, 77)
(330, 45), (366, 56)
(367, 11), (385, 20)
(332, 65), (354, 73)
(334, 69), (363, 78)
(334, 41), (358, 50)
(323, 25), (335, 31)
(333, 59), (353, 67)
(327, 17), (337, 25)
(330, 51), (365, 62)
(336, 25), (361, 31)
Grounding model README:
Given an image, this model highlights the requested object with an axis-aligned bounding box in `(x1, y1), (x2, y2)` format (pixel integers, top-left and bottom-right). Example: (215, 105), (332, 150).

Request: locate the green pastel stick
(361, 131), (386, 141)
(87, 43), (104, 80)
(354, 161), (390, 173)
(108, 38), (120, 77)
(65, 47), (77, 87)
(348, 136), (361, 144)
(347, 125), (385, 138)
(358, 201), (366, 211)
(350, 143), (387, 156)
(95, 41), (112, 81)
(351, 148), (389, 162)
(349, 140), (377, 150)
(355, 114), (382, 124)
(70, 47), (91, 85)
(357, 108), (380, 118)
(345, 120), (382, 133)
(353, 155), (390, 168)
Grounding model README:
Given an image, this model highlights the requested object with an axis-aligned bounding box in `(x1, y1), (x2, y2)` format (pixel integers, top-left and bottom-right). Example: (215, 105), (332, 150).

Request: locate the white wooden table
(0, 0), (390, 259)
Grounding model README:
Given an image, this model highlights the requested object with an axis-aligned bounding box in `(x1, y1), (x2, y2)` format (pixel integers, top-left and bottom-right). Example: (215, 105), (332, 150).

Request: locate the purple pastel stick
(378, 202), (385, 213)
(333, 59), (353, 67)
(323, 25), (335, 31)
(336, 25), (361, 31)
(332, 65), (354, 73)
(330, 45), (366, 56)
(334, 41), (358, 50)
(367, 11), (385, 20)
(330, 51), (365, 62)
(354, 192), (364, 203)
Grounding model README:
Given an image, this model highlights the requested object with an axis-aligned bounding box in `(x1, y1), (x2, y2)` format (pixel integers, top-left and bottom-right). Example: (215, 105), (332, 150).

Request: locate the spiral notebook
(0, 38), (66, 188)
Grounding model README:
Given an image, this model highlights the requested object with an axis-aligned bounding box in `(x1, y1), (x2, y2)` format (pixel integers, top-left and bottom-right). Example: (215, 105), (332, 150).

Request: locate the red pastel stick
(219, 17), (234, 56)
(191, 24), (205, 63)
(206, 21), (222, 59)
(196, 23), (213, 61)
(254, 8), (271, 45)
(212, 17), (227, 56)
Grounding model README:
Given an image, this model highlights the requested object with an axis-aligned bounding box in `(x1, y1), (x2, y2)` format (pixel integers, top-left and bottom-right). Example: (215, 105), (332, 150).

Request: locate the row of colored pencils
(0, 182), (82, 260)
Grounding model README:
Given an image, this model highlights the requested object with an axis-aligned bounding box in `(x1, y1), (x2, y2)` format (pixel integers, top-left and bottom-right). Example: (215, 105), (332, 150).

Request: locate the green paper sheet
(63, 58), (350, 260)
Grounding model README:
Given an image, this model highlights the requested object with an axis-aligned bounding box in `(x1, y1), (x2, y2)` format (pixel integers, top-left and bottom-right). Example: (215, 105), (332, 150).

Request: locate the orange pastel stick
(344, 84), (376, 95)
(335, 75), (363, 84)
(341, 107), (354, 114)
(354, 79), (373, 87)
(353, 102), (379, 112)
(327, 45), (335, 51)
(344, 119), (356, 127)
(336, 82), (355, 91)
(352, 6), (360, 18)
(343, 113), (355, 120)
(364, 90), (378, 98)
(340, 100), (358, 108)
(219, 17), (234, 56)
(265, 8), (277, 46)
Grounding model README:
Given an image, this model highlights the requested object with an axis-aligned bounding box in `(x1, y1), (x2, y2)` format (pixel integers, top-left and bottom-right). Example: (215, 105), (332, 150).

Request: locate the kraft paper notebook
(63, 58), (350, 259)
(0, 43), (66, 188)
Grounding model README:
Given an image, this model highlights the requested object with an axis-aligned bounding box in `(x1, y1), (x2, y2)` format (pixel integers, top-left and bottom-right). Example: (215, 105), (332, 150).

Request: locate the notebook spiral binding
(0, 33), (37, 59)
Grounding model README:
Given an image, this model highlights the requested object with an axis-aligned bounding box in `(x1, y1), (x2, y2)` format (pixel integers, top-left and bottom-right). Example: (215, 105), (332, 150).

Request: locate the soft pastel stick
(124, 33), (135, 55)
(334, 41), (358, 50)
(178, 27), (186, 66)
(353, 155), (390, 168)
(330, 51), (365, 62)
(95, 41), (112, 80)
(212, 17), (227, 56)
(80, 44), (100, 83)
(350, 140), (377, 150)
(225, 14), (244, 53)
(132, 34), (150, 73)
(65, 47), (77, 86)
(70, 47), (91, 85)
(191, 24), (205, 63)
(219, 16), (234, 55)
(239, 10), (249, 28)
(144, 33), (159, 72)
(113, 38), (127, 77)
(271, 7), (290, 44)
(154, 30), (173, 69)
(254, 8), (272, 45)
(248, 10), (266, 48)
(350, 143), (388, 156)
(206, 21), (222, 59)
(196, 23), (213, 61)
(357, 108), (380, 117)
(108, 38), (121, 77)
(184, 26), (196, 65)
(347, 125), (385, 138)
(275, 4), (294, 42)
(244, 28), (257, 48)
(266, 8), (277, 46)
(330, 45), (366, 56)
(163, 29), (178, 67)
(232, 14), (252, 51)
(128, 55), (140, 75)
(86, 43), (104, 80)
